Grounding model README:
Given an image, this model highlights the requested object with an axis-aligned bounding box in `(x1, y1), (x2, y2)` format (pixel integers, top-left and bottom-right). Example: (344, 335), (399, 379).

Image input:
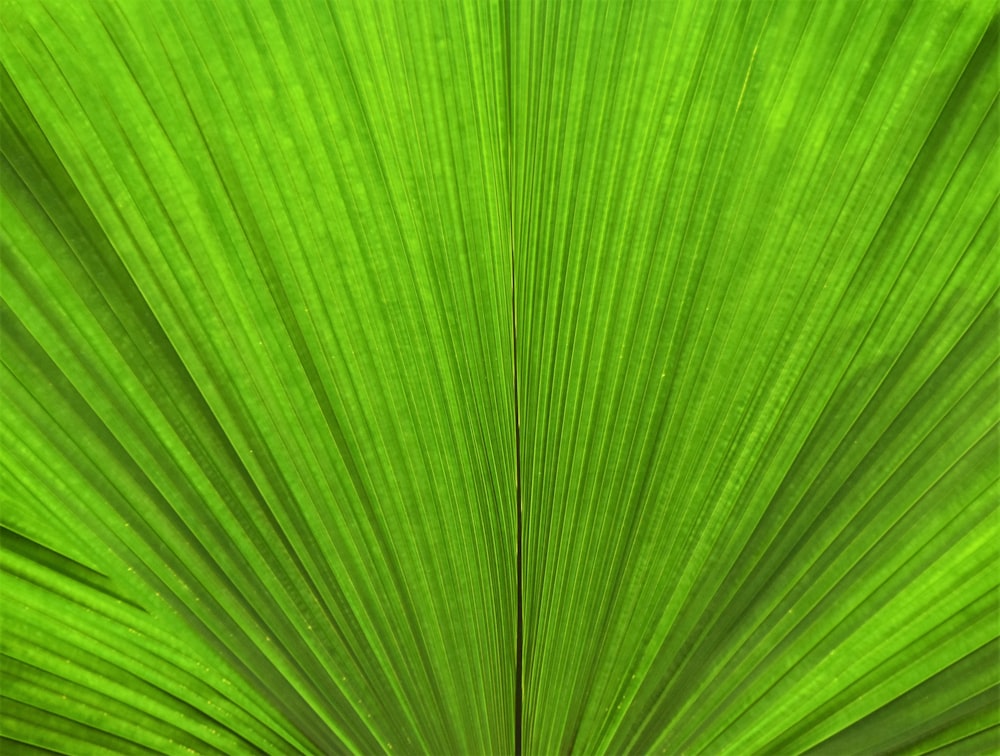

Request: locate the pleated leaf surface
(2, 0), (998, 754)
(3, 1), (515, 753)
(511, 0), (998, 753)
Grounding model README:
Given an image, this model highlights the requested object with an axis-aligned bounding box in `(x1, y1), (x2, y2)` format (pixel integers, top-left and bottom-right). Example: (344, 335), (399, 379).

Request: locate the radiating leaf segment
(1, 0), (998, 754)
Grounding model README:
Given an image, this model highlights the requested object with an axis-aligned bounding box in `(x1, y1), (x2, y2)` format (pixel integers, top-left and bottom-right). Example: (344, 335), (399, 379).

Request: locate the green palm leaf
(2, 0), (997, 754)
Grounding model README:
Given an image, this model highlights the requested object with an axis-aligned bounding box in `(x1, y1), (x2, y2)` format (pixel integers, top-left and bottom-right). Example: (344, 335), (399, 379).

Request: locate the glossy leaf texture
(2, 0), (998, 754)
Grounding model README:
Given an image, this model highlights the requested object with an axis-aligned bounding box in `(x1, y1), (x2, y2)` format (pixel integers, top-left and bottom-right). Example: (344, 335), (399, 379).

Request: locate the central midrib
(505, 5), (524, 752)
(512, 257), (523, 755)
(510, 136), (525, 756)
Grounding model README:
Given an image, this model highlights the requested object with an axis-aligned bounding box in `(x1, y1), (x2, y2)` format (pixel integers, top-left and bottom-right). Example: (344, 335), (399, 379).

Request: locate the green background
(2, 0), (997, 753)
